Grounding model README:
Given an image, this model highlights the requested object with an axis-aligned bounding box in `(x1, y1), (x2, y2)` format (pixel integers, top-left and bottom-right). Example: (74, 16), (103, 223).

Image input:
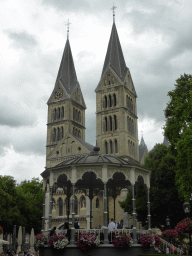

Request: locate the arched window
(105, 117), (108, 131)
(54, 108), (56, 121)
(128, 140), (130, 154)
(79, 111), (81, 122)
(58, 198), (63, 216)
(104, 96), (107, 108)
(133, 143), (135, 158)
(96, 198), (99, 208)
(53, 128), (56, 142)
(109, 95), (112, 107)
(61, 127), (64, 138)
(109, 80), (111, 85)
(52, 198), (56, 210)
(74, 196), (78, 215)
(79, 130), (81, 139)
(126, 95), (128, 108)
(57, 127), (60, 141)
(73, 127), (75, 135)
(109, 116), (112, 131)
(105, 141), (108, 154)
(58, 108), (60, 119)
(114, 115), (117, 130)
(110, 140), (113, 154)
(80, 196), (86, 208)
(61, 107), (64, 119)
(73, 108), (75, 120)
(113, 94), (116, 106)
(76, 109), (78, 121)
(75, 128), (78, 136)
(115, 139), (118, 153)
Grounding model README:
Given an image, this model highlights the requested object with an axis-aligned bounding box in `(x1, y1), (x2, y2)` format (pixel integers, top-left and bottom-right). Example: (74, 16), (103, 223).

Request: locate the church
(41, 12), (152, 235)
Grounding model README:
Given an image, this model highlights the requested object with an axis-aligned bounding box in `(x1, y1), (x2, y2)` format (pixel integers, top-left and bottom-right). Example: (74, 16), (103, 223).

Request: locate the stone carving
(76, 168), (102, 180)
(54, 169), (72, 181)
(107, 168), (130, 181)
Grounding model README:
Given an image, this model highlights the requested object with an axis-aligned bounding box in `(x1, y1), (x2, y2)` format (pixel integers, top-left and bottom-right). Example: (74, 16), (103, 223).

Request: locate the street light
(166, 216), (170, 229)
(183, 200), (192, 255)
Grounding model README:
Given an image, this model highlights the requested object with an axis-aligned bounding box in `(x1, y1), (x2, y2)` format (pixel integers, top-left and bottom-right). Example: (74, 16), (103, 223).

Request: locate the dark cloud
(0, 98), (37, 127)
(4, 30), (38, 50)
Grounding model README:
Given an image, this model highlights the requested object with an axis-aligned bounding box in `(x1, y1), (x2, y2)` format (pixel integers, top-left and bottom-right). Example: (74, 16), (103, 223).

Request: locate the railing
(157, 238), (183, 255)
(75, 229), (105, 243)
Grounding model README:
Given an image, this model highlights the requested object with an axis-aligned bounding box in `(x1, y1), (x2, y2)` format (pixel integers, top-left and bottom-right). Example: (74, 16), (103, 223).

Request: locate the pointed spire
(101, 22), (128, 81)
(140, 135), (146, 146)
(55, 39), (78, 94)
(163, 136), (170, 147)
(111, 3), (117, 23)
(65, 19), (72, 40)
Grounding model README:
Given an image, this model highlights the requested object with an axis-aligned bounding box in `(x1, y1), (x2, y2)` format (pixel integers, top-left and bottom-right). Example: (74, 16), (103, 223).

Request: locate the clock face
(55, 90), (63, 99)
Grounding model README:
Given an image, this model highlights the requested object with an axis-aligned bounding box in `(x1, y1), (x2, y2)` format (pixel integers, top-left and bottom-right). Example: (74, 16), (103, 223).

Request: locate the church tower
(95, 15), (139, 162)
(46, 30), (89, 167)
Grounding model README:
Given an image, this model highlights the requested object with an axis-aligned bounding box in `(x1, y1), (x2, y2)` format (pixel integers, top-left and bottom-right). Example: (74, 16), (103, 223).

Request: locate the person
(50, 227), (56, 237)
(64, 221), (71, 242)
(74, 219), (80, 229)
(116, 219), (124, 229)
(108, 219), (116, 230)
(166, 247), (169, 254)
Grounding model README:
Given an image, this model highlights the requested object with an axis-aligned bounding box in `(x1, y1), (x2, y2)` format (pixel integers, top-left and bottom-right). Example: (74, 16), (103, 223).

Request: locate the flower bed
(175, 218), (192, 233)
(35, 233), (47, 247)
(48, 234), (68, 249)
(77, 232), (100, 251)
(112, 233), (133, 248)
(161, 229), (178, 239)
(138, 234), (154, 250)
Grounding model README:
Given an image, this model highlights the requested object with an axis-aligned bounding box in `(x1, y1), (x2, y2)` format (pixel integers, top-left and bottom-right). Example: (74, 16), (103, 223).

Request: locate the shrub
(112, 233), (133, 248)
(77, 232), (100, 251)
(35, 233), (47, 247)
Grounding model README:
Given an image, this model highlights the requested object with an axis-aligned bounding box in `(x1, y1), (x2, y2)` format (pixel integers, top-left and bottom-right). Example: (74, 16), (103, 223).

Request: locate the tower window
(58, 108), (60, 119)
(57, 127), (60, 141)
(115, 139), (118, 153)
(114, 115), (117, 130)
(61, 127), (64, 138)
(109, 95), (112, 107)
(109, 116), (112, 131)
(105, 141), (108, 154)
(113, 94), (116, 106)
(110, 140), (113, 154)
(61, 107), (64, 119)
(104, 96), (107, 108)
(105, 117), (108, 131)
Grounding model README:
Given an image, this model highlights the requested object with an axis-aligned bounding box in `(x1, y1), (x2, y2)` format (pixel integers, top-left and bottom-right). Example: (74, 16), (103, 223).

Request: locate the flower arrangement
(138, 233), (154, 250)
(77, 232), (100, 251)
(48, 234), (68, 249)
(35, 233), (47, 247)
(0, 225), (3, 235)
(161, 229), (178, 239)
(154, 235), (162, 247)
(112, 233), (133, 248)
(175, 218), (192, 233)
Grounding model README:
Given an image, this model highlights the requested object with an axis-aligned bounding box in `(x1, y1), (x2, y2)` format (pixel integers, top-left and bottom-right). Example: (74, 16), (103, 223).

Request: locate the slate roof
(55, 39), (78, 95)
(101, 22), (128, 81)
(73, 135), (94, 152)
(139, 136), (148, 162)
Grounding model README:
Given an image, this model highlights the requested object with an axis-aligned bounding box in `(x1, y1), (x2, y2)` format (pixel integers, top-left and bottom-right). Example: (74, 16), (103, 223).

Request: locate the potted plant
(154, 235), (162, 247)
(138, 233), (154, 250)
(112, 233), (133, 248)
(48, 234), (68, 249)
(35, 233), (47, 247)
(77, 232), (100, 251)
(175, 218), (192, 233)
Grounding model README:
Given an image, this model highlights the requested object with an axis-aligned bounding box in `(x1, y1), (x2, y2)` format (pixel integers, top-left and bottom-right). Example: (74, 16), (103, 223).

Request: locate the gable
(47, 80), (69, 105)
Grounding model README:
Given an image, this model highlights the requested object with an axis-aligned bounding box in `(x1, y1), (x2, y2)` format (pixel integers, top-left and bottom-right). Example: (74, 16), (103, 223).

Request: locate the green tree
(120, 144), (185, 228)
(164, 74), (192, 200)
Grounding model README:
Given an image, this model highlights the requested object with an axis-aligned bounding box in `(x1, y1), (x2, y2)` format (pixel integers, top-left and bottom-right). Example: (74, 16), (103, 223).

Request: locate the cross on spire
(111, 3), (117, 23)
(65, 19), (72, 39)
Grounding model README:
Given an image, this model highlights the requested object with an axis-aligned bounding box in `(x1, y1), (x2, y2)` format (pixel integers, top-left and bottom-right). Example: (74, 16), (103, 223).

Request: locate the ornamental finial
(65, 19), (72, 39)
(111, 3), (117, 23)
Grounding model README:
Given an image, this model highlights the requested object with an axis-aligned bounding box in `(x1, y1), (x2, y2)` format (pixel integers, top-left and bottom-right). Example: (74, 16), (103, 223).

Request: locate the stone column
(104, 183), (109, 244)
(90, 199), (93, 229)
(70, 184), (75, 245)
(132, 185), (137, 244)
(147, 188), (152, 234)
(41, 192), (45, 231)
(49, 187), (53, 233)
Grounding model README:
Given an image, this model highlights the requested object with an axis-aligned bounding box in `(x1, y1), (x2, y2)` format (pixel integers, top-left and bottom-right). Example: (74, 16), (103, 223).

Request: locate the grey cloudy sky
(1, 0), (192, 183)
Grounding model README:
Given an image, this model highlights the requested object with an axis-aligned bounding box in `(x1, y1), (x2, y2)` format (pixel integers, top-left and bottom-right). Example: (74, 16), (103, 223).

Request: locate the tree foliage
(0, 176), (43, 234)
(120, 144), (185, 228)
(164, 73), (192, 200)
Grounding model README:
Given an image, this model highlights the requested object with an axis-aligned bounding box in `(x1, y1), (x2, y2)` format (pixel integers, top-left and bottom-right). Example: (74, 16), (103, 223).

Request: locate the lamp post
(166, 216), (170, 229)
(183, 200), (192, 255)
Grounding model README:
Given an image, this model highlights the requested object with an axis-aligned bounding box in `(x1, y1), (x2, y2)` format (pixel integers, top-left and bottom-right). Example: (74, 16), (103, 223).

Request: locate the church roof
(139, 136), (148, 162)
(55, 39), (78, 94)
(140, 136), (146, 146)
(73, 135), (94, 152)
(101, 22), (128, 81)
